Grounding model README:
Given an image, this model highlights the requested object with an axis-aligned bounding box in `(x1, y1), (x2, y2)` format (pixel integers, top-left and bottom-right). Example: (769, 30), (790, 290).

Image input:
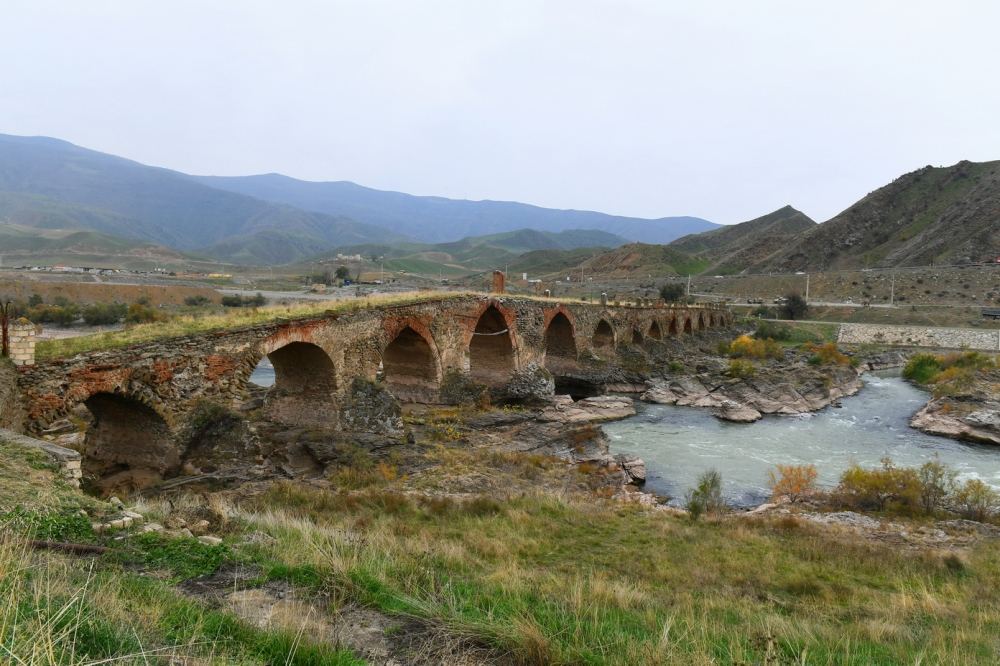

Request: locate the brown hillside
(759, 160), (1000, 271)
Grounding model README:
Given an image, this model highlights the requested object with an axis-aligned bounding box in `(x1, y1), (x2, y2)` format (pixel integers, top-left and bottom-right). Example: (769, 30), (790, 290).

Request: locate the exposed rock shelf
(641, 361), (863, 422)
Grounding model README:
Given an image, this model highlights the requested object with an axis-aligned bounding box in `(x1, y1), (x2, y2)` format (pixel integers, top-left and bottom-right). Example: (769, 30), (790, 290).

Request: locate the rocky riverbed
(640, 357), (864, 423)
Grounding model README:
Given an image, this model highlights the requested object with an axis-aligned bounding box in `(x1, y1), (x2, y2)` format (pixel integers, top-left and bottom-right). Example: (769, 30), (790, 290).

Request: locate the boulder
(714, 400), (762, 423)
(539, 395), (636, 424)
(614, 454), (646, 485)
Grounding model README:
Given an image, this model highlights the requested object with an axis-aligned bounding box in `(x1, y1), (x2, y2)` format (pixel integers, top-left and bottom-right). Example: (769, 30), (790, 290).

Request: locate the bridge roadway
(14, 293), (732, 488)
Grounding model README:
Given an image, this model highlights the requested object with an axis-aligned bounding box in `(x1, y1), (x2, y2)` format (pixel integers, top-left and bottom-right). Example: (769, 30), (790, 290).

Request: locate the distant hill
(0, 134), (404, 264)
(307, 228), (627, 276)
(757, 161), (1000, 271)
(193, 173), (719, 244)
(570, 243), (708, 278)
(0, 222), (187, 270)
(667, 205), (816, 274)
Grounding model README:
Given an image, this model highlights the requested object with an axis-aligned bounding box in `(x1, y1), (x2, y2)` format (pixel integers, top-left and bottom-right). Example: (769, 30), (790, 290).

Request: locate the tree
(779, 293), (808, 320)
(334, 266), (350, 280)
(27, 294), (43, 307)
(659, 282), (686, 302)
(952, 479), (1000, 522)
(685, 469), (726, 520)
(917, 457), (957, 515)
(768, 464), (818, 503)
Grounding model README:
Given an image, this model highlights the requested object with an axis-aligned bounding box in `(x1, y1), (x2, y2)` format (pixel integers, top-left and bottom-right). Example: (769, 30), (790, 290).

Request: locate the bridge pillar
(7, 318), (36, 367)
(491, 270), (506, 294)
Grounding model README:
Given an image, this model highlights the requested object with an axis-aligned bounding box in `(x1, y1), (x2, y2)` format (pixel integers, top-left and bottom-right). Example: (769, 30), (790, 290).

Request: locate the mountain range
(540, 160), (1000, 279)
(0, 134), (716, 264)
(1, 133), (996, 275)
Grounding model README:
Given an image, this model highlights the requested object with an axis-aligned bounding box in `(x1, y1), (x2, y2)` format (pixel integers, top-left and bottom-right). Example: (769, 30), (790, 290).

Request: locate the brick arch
(249, 326), (339, 426)
(543, 309), (578, 373)
(648, 320), (663, 340)
(592, 318), (616, 348)
(466, 300), (519, 385)
(666, 314), (679, 336)
(81, 389), (176, 494)
(380, 317), (443, 402)
(683, 314), (694, 334)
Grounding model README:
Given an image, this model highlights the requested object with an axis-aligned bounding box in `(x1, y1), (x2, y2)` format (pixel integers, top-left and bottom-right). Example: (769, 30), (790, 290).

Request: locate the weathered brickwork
(837, 323), (1000, 351)
(12, 295), (731, 480)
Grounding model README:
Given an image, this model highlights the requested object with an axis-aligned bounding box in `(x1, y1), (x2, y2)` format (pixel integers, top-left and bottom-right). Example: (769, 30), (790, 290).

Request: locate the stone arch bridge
(16, 294), (731, 484)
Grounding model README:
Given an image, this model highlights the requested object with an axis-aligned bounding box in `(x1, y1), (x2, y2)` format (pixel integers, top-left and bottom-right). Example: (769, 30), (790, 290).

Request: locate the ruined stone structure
(14, 295), (731, 485)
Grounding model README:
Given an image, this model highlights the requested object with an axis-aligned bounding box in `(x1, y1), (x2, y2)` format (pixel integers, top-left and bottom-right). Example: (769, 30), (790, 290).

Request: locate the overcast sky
(3, 1), (999, 224)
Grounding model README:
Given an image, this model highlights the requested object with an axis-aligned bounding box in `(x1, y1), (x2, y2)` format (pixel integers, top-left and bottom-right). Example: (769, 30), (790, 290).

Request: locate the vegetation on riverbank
(5, 430), (1000, 664)
(903, 350), (998, 396)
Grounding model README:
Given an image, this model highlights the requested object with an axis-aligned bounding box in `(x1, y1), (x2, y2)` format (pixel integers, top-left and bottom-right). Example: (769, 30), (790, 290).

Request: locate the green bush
(184, 295), (212, 307)
(685, 469), (725, 520)
(727, 358), (756, 379)
(952, 479), (1000, 522)
(755, 320), (792, 341)
(0, 507), (96, 542)
(125, 302), (164, 324)
(903, 353), (943, 384)
(81, 302), (127, 325)
(836, 457), (921, 512)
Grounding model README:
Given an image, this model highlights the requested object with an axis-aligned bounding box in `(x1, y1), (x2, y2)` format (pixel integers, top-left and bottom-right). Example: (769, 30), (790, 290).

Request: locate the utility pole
(805, 274), (810, 303)
(1, 299), (12, 359)
(686, 274), (691, 297)
(890, 272), (895, 306)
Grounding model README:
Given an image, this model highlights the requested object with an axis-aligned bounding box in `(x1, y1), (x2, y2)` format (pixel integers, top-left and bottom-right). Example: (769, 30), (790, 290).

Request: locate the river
(604, 372), (1000, 506)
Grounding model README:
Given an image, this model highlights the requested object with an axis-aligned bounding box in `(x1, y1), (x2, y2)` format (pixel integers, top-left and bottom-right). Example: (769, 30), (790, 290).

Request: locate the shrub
(81, 302), (127, 325)
(951, 479), (1000, 522)
(755, 320), (792, 341)
(728, 334), (782, 360)
(220, 295), (244, 307)
(768, 464), (818, 503)
(903, 353), (943, 384)
(918, 457), (958, 515)
(804, 342), (851, 366)
(727, 358), (756, 379)
(125, 302), (165, 324)
(685, 469), (726, 520)
(931, 366), (977, 397)
(184, 295), (212, 307)
(836, 457), (921, 512)
(779, 293), (808, 320)
(659, 282), (686, 302)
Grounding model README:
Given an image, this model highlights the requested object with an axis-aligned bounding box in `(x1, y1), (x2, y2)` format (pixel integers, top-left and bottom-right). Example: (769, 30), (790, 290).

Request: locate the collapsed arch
(544, 312), (578, 373)
(259, 341), (338, 425)
(383, 325), (440, 402)
(592, 319), (615, 348)
(82, 392), (175, 493)
(632, 328), (644, 345)
(470, 305), (515, 385)
(648, 321), (662, 340)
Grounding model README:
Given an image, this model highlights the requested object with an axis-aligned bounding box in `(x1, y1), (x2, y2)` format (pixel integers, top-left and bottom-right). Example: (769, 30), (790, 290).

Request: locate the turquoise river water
(604, 372), (1000, 506)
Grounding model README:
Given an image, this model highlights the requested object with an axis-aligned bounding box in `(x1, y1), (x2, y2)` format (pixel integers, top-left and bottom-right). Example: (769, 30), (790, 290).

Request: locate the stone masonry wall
(17, 295), (733, 434)
(838, 323), (1000, 351)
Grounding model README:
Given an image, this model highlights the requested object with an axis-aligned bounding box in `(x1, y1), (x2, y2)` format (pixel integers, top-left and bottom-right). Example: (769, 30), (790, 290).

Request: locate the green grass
(232, 482), (1000, 664)
(35, 290), (474, 360)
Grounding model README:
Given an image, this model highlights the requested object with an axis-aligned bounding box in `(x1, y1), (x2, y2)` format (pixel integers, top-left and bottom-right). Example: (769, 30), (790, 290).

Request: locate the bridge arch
(683, 316), (693, 334)
(648, 320), (663, 340)
(699, 311), (709, 330)
(469, 303), (517, 385)
(631, 328), (644, 345)
(252, 334), (339, 426)
(543, 310), (577, 372)
(82, 390), (176, 494)
(592, 319), (615, 348)
(381, 322), (441, 402)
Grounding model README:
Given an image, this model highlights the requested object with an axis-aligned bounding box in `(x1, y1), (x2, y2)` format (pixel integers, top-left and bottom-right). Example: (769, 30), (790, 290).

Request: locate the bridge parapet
(13, 294), (732, 490)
